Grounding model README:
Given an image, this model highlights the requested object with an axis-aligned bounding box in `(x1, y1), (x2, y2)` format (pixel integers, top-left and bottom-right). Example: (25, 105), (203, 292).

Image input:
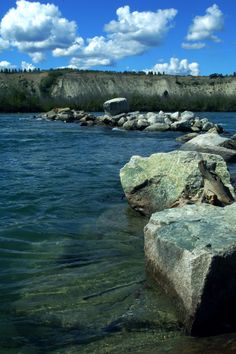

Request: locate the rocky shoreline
(120, 138), (236, 336)
(41, 97), (236, 336)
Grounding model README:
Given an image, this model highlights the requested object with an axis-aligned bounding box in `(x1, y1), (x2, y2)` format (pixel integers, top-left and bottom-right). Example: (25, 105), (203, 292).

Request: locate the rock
(136, 119), (149, 130)
(220, 139), (236, 151)
(207, 127), (219, 134)
(231, 134), (236, 141)
(103, 98), (129, 116)
(164, 117), (172, 125)
(120, 150), (233, 215)
(110, 113), (126, 123)
(144, 123), (170, 132)
(181, 111), (195, 120)
(176, 132), (199, 143)
(96, 115), (114, 126)
(170, 111), (180, 120)
(117, 117), (127, 127)
(57, 107), (71, 113)
(55, 111), (74, 122)
(147, 113), (159, 125)
(181, 133), (236, 162)
(171, 120), (192, 131)
(193, 118), (202, 129)
(123, 120), (137, 130)
(44, 109), (57, 120)
(191, 126), (201, 132)
(144, 203), (236, 335)
(202, 122), (214, 131)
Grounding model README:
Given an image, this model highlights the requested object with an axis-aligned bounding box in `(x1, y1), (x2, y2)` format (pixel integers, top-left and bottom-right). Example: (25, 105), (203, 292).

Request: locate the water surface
(1, 112), (236, 353)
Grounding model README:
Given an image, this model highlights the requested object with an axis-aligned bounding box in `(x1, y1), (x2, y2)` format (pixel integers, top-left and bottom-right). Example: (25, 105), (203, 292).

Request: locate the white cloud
(0, 0), (77, 61)
(29, 52), (46, 63)
(0, 3), (178, 69)
(70, 57), (113, 70)
(104, 6), (177, 47)
(185, 4), (224, 43)
(181, 42), (206, 49)
(21, 61), (36, 71)
(0, 38), (9, 51)
(148, 57), (200, 76)
(52, 37), (84, 57)
(0, 60), (16, 70)
(66, 5), (177, 69)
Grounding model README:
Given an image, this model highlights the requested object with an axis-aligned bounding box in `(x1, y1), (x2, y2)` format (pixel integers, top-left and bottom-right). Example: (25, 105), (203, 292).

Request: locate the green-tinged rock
(144, 203), (236, 336)
(120, 150), (234, 215)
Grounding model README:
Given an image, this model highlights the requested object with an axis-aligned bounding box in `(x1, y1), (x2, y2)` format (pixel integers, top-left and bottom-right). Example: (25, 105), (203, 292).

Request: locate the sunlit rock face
(144, 203), (236, 336)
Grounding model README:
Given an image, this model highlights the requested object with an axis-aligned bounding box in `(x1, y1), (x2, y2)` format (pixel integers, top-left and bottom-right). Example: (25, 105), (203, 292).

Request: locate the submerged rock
(103, 97), (129, 116)
(144, 203), (236, 336)
(120, 150), (234, 215)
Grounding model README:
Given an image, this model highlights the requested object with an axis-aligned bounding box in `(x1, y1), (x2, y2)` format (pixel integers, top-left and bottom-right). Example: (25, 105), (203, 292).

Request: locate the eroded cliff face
(0, 70), (236, 111)
(50, 72), (236, 98)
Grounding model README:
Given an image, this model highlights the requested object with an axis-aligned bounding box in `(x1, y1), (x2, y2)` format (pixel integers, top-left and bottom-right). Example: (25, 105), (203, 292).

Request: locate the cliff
(1, 70), (236, 112)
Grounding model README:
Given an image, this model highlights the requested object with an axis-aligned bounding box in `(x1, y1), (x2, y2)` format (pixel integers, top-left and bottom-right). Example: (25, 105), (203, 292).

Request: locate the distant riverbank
(1, 69), (236, 112)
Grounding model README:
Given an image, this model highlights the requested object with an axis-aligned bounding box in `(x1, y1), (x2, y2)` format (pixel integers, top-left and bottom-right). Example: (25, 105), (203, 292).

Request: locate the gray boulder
(144, 123), (170, 132)
(136, 119), (149, 130)
(120, 150), (234, 215)
(181, 111), (195, 120)
(170, 111), (180, 120)
(103, 98), (129, 116)
(181, 133), (236, 162)
(55, 111), (74, 122)
(176, 132), (199, 143)
(123, 120), (137, 130)
(144, 203), (236, 335)
(171, 120), (192, 131)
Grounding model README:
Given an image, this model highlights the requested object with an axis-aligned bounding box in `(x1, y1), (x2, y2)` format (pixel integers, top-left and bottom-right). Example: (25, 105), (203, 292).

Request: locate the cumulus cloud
(183, 4), (224, 49)
(0, 60), (16, 70)
(67, 5), (177, 69)
(104, 6), (177, 46)
(52, 37), (84, 57)
(0, 38), (9, 51)
(148, 57), (200, 76)
(21, 61), (36, 71)
(0, 2), (178, 69)
(70, 57), (114, 70)
(0, 0), (77, 61)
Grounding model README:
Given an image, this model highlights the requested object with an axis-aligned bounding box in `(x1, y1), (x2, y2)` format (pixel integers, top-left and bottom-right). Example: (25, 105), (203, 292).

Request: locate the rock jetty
(41, 107), (96, 125)
(41, 97), (222, 134)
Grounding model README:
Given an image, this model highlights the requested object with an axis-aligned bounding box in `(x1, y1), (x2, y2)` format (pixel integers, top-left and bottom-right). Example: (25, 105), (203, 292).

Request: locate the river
(1, 112), (236, 353)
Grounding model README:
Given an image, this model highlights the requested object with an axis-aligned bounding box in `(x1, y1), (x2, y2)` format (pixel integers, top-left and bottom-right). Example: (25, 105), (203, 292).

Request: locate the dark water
(1, 112), (236, 354)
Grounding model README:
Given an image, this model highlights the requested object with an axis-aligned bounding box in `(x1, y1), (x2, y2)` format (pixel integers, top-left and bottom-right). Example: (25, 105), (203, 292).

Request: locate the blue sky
(0, 0), (235, 75)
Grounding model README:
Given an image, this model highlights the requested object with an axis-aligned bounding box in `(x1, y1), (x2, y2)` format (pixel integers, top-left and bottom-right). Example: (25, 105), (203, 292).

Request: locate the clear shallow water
(1, 112), (236, 354)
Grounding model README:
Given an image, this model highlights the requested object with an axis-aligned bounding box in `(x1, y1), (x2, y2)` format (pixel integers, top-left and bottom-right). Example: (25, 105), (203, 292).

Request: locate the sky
(0, 0), (235, 76)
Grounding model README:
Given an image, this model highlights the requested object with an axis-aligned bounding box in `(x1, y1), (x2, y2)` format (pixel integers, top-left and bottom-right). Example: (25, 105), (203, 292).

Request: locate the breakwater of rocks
(41, 107), (223, 134)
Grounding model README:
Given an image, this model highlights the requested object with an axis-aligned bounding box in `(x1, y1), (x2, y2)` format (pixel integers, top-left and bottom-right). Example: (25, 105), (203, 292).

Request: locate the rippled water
(1, 112), (236, 353)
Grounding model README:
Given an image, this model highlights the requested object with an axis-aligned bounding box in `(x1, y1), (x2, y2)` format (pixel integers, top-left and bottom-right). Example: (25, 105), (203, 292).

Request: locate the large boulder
(181, 133), (236, 162)
(120, 150), (234, 215)
(103, 98), (129, 116)
(144, 203), (236, 336)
